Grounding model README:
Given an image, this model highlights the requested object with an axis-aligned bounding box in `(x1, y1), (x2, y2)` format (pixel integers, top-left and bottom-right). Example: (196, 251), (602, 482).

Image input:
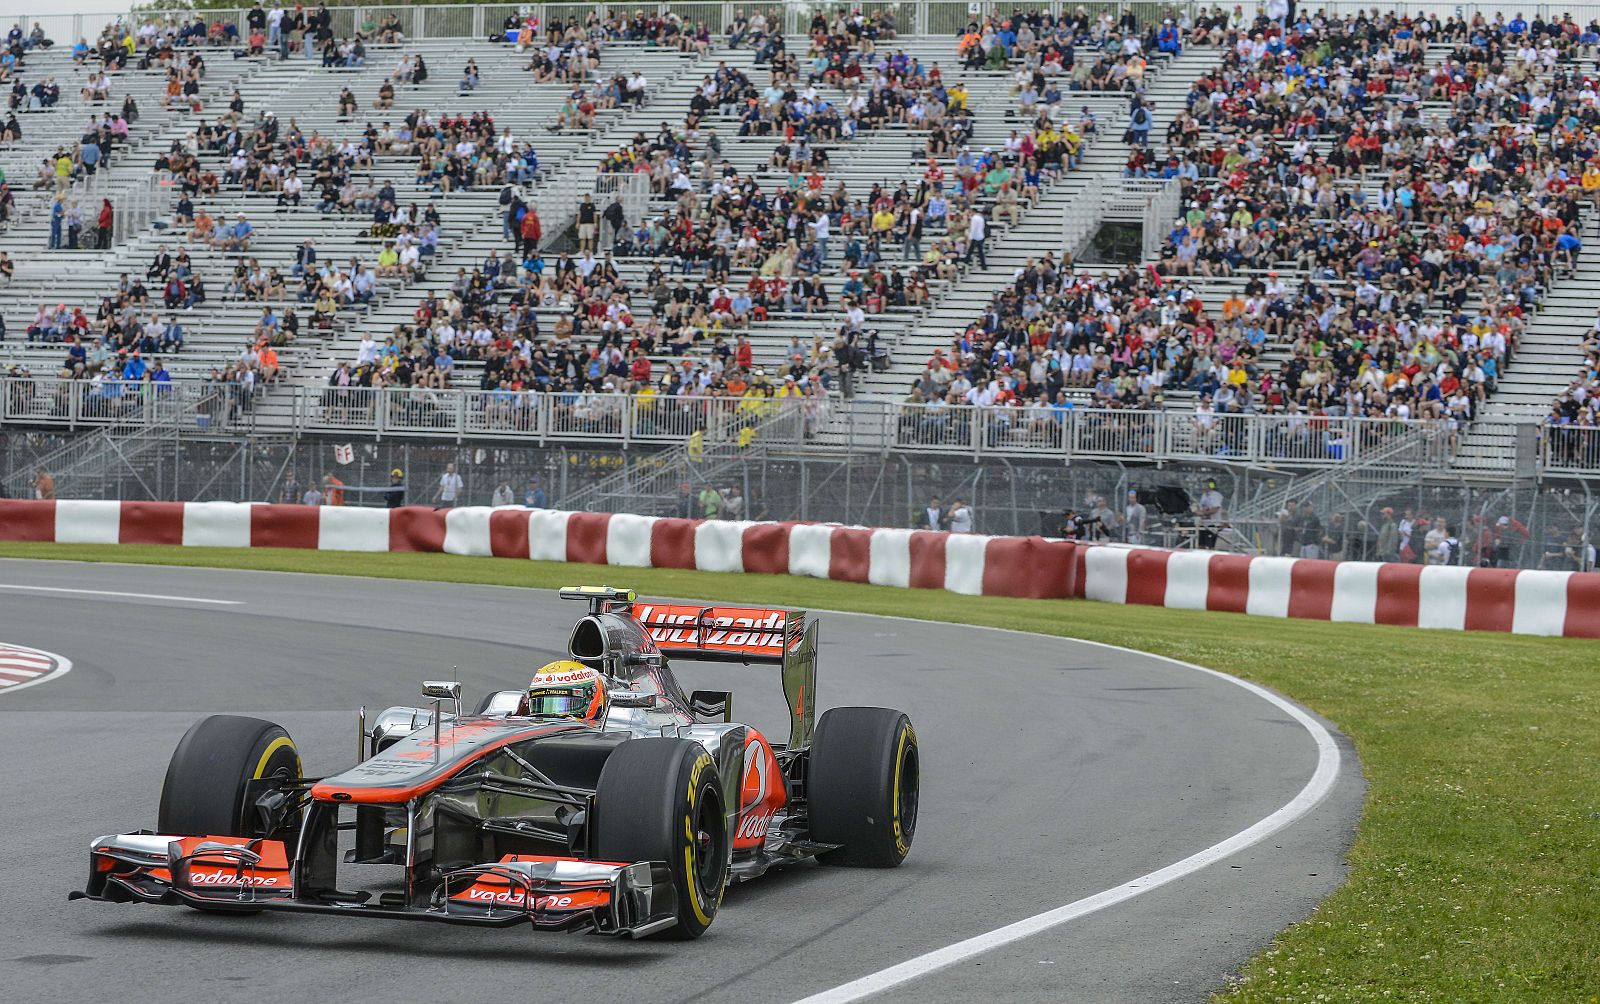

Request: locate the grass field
(1, 541), (1596, 1003)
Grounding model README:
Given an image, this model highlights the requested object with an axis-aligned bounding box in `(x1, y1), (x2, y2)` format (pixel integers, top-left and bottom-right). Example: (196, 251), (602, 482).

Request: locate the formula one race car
(71, 587), (919, 939)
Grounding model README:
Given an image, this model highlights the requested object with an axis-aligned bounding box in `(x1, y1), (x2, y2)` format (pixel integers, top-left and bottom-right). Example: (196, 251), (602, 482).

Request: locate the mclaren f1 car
(71, 587), (920, 939)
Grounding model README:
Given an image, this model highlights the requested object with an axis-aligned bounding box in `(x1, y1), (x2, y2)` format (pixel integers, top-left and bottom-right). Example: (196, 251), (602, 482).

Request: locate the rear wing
(634, 602), (818, 749)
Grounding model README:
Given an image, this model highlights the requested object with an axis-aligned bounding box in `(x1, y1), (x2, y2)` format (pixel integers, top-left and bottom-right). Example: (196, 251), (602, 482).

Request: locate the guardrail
(0, 375), (255, 433)
(1543, 425), (1600, 477)
(854, 400), (1465, 470)
(294, 386), (813, 446)
(16, 2), (1593, 53)
(4, 376), (1588, 477)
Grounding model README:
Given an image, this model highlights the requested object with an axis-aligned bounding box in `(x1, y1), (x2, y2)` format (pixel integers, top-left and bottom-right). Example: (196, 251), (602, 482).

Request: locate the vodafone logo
(465, 888), (574, 909)
(535, 670), (595, 685)
(736, 811), (773, 842)
(189, 870), (280, 887)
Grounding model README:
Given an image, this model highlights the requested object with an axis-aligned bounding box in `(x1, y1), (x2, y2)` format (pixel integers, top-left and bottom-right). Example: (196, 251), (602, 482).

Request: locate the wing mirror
(609, 689), (657, 709)
(422, 681), (462, 702)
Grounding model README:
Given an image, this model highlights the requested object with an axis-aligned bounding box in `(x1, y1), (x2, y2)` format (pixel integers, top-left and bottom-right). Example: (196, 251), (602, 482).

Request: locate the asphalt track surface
(0, 559), (1363, 1004)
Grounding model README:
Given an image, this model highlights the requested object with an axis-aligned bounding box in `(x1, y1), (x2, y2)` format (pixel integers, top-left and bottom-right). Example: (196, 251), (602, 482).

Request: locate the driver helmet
(526, 661), (609, 723)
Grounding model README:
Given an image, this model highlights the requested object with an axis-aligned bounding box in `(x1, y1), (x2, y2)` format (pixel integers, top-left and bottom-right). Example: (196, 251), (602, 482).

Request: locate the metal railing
(871, 401), (1462, 470)
(294, 385), (810, 446)
(7, 3), (1221, 54)
(1060, 176), (1101, 261)
(1543, 426), (1600, 477)
(535, 172), (648, 252)
(3, 375), (1586, 478)
(0, 375), (251, 433)
(1061, 176), (1179, 262)
(18, 2), (1593, 53)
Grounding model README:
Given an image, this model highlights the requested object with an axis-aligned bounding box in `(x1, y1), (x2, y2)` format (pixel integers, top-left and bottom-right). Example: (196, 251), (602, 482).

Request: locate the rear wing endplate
(633, 603), (818, 748)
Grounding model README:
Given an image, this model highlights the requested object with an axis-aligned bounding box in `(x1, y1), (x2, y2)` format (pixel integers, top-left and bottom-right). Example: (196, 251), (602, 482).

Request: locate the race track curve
(0, 559), (1362, 1004)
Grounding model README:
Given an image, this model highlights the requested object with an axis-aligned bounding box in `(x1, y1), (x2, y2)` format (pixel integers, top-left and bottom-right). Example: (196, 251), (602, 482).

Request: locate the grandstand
(0, 3), (1596, 564)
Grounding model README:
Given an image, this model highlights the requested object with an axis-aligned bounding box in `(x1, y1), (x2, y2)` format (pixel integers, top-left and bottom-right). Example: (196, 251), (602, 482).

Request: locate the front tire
(591, 738), (728, 938)
(157, 715), (302, 838)
(808, 707), (919, 867)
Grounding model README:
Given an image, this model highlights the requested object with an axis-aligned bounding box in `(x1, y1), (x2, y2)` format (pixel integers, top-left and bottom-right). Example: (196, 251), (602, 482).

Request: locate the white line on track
(0, 643), (73, 696)
(789, 619), (1343, 1004)
(0, 584), (243, 605)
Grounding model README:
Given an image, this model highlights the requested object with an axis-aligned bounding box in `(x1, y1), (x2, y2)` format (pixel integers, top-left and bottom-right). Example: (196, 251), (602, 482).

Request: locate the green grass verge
(1, 541), (1596, 1001)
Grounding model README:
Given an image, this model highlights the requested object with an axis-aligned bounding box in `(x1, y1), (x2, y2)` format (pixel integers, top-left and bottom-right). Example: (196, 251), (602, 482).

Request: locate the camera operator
(1057, 508), (1105, 541)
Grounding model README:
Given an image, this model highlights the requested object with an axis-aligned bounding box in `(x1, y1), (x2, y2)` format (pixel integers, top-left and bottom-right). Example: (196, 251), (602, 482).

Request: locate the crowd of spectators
(1543, 305), (1600, 466)
(329, 10), (1028, 424)
(902, 5), (1598, 463)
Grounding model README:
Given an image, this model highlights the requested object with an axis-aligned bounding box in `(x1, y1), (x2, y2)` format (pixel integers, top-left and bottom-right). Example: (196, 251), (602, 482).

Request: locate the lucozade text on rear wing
(558, 587), (817, 749)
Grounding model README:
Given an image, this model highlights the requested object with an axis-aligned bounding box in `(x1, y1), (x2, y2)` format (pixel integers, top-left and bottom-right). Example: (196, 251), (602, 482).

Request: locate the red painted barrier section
(564, 511), (611, 565)
(1207, 554), (1253, 613)
(1287, 559), (1339, 621)
(1123, 548), (1171, 607)
(1463, 568), (1519, 634)
(250, 503), (319, 550)
(488, 510), (531, 559)
(648, 518), (697, 569)
(983, 537), (1075, 599)
(0, 499), (56, 541)
(388, 507), (447, 553)
(1565, 573), (1600, 639)
(119, 501), (184, 546)
(907, 531), (948, 591)
(740, 522), (792, 576)
(828, 527), (873, 583)
(1372, 563), (1424, 626)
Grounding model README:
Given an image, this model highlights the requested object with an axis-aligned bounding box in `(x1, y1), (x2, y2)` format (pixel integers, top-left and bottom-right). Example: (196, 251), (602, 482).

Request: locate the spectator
(384, 469), (405, 508)
(435, 462), (464, 507)
(1124, 490), (1147, 544)
(947, 498), (974, 533)
(914, 494), (944, 529)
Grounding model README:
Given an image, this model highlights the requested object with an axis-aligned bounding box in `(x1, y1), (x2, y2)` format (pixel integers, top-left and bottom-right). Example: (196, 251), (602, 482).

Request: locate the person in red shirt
(519, 207), (541, 259)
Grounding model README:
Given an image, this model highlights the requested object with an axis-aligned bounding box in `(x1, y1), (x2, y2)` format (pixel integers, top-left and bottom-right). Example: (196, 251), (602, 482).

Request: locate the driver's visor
(528, 686), (593, 717)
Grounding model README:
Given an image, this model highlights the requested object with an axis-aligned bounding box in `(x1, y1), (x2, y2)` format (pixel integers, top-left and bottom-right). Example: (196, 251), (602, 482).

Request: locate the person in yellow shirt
(947, 82), (969, 113)
(1581, 162), (1600, 203)
(871, 206), (896, 233)
(1058, 126), (1081, 168)
(54, 152), (73, 193)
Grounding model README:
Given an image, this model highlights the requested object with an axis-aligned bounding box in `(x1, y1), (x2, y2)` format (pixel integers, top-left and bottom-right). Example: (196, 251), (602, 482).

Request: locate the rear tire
(591, 738), (727, 939)
(157, 715), (302, 838)
(808, 707), (919, 867)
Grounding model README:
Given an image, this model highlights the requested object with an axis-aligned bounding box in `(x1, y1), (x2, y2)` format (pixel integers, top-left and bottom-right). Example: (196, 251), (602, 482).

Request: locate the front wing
(72, 834), (680, 937)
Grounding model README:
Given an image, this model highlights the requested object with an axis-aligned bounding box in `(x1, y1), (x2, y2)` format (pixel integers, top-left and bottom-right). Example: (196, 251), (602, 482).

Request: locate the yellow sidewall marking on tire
(892, 725), (916, 857)
(684, 753), (716, 926)
(254, 736), (299, 780)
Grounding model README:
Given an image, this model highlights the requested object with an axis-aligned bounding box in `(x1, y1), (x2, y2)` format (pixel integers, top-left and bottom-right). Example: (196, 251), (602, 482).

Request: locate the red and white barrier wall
(1, 499), (1595, 638)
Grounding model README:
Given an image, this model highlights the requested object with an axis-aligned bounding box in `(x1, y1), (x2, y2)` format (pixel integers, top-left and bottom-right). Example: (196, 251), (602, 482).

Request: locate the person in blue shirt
(123, 353), (147, 381)
(48, 197), (63, 249)
(523, 477), (548, 508)
(1157, 20), (1181, 55)
(161, 317), (184, 353)
(1508, 14), (1528, 34)
(1556, 227), (1583, 276)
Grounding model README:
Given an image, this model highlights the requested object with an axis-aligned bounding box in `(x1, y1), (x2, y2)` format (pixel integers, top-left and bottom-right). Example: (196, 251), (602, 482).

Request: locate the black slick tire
(591, 738), (727, 938)
(808, 707), (919, 867)
(157, 715), (302, 838)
